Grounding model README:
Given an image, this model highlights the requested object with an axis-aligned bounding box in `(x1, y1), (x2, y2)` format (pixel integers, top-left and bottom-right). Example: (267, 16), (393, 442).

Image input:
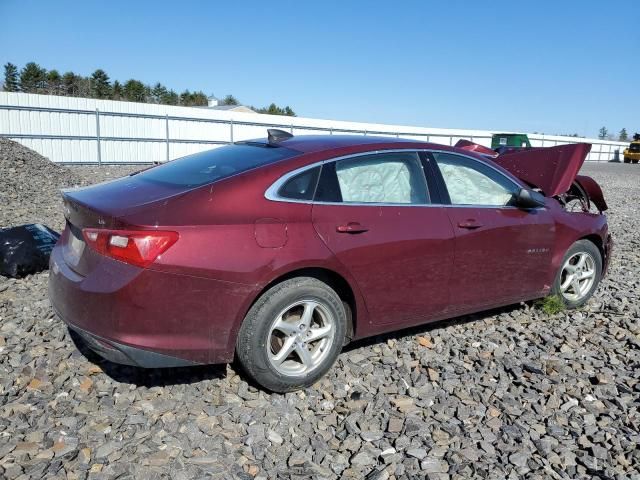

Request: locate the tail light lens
(82, 228), (179, 268)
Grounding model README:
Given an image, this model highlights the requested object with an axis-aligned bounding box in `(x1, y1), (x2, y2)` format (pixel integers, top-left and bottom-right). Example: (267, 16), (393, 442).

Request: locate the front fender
(575, 175), (608, 212)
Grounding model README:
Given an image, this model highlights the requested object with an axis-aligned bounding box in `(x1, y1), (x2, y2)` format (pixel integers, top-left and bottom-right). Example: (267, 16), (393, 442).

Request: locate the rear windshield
(135, 144), (300, 187)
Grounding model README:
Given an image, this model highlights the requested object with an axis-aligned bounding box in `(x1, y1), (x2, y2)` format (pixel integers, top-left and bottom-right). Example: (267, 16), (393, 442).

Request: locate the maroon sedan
(49, 130), (612, 392)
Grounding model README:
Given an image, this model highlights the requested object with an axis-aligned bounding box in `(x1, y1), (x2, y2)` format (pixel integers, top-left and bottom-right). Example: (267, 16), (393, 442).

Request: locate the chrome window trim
(264, 148), (538, 210)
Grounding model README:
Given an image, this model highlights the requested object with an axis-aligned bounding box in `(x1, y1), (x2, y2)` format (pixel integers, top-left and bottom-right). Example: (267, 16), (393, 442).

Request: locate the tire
(551, 240), (602, 309)
(236, 277), (347, 392)
(633, 159), (639, 164)
(624, 156), (631, 163)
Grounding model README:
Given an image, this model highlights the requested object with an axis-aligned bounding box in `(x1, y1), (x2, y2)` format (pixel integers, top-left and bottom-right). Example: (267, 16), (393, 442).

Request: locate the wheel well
(580, 234), (604, 261)
(256, 267), (357, 343)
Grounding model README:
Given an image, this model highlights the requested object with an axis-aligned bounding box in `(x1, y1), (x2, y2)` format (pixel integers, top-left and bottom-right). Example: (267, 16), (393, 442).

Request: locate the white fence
(0, 92), (627, 164)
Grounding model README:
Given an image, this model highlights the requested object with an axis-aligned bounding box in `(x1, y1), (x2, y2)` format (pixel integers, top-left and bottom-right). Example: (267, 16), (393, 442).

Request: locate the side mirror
(514, 188), (546, 209)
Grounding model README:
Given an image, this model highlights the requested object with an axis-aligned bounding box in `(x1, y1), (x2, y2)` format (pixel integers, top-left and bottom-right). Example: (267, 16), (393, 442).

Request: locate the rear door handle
(458, 219), (483, 229)
(336, 222), (369, 234)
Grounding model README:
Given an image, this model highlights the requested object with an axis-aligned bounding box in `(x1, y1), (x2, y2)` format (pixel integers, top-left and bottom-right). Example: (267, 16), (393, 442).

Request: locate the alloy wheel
(559, 251), (596, 302)
(266, 299), (335, 376)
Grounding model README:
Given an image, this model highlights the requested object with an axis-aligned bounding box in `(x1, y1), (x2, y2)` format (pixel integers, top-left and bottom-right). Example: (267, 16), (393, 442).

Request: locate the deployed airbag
(336, 155), (427, 204)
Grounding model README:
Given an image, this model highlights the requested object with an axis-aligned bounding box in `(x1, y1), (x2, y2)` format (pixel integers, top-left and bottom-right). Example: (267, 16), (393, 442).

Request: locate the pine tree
(20, 62), (47, 93)
(123, 79), (146, 102)
(191, 91), (208, 106)
(3, 63), (19, 91)
(90, 69), (111, 99)
(220, 94), (239, 106)
(46, 70), (62, 95)
(180, 89), (193, 106)
(62, 72), (80, 96)
(619, 128), (628, 142)
(598, 127), (608, 140)
(164, 89), (179, 105)
(152, 82), (168, 104)
(254, 103), (296, 116)
(112, 80), (123, 100)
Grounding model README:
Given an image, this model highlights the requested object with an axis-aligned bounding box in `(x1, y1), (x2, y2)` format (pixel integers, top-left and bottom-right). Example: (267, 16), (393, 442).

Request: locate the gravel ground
(0, 140), (638, 479)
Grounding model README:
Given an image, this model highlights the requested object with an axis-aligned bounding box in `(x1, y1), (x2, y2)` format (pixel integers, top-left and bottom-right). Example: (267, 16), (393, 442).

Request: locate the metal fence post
(95, 109), (102, 166)
(165, 114), (170, 162)
(230, 119), (234, 143)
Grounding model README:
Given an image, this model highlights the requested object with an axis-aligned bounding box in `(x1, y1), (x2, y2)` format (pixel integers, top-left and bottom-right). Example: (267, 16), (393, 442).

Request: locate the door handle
(336, 222), (369, 234)
(458, 219), (483, 229)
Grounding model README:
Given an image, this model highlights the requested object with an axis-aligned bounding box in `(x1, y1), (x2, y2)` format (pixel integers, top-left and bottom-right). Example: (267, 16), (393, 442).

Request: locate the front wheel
(236, 277), (346, 392)
(551, 240), (602, 308)
(624, 156), (631, 163)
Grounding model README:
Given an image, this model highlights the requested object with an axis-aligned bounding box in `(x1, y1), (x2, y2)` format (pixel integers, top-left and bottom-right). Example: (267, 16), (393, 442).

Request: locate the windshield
(136, 144), (300, 187)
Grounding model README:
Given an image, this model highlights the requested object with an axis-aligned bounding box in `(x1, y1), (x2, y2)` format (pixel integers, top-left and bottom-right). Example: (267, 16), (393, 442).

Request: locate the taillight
(82, 229), (179, 268)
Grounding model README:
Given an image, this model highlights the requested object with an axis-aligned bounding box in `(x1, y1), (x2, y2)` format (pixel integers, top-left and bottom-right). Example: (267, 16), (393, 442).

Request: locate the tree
(619, 128), (628, 142)
(20, 62), (47, 93)
(62, 71), (81, 96)
(255, 103), (296, 116)
(5, 61), (299, 113)
(123, 79), (146, 102)
(46, 69), (62, 95)
(220, 94), (239, 106)
(191, 91), (208, 106)
(112, 80), (123, 100)
(90, 69), (111, 99)
(151, 82), (168, 104)
(3, 63), (19, 91)
(598, 127), (608, 140)
(180, 89), (193, 106)
(179, 90), (207, 106)
(164, 89), (179, 105)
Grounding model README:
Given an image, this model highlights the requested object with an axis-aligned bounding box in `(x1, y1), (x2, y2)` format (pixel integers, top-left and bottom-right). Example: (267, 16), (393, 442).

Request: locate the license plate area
(64, 223), (86, 267)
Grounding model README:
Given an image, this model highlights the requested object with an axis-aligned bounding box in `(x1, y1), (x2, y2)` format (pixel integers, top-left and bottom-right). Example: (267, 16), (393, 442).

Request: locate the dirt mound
(0, 138), (83, 231)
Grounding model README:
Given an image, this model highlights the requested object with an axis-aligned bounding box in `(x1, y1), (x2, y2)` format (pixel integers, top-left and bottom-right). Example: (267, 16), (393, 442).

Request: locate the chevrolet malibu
(49, 130), (612, 392)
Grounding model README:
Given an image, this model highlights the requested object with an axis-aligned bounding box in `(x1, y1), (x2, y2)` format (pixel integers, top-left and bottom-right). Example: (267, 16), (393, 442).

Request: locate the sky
(1, 0), (638, 138)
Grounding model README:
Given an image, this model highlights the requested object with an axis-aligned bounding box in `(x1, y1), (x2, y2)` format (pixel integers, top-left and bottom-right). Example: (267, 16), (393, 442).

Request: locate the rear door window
(137, 144), (300, 188)
(315, 152), (430, 204)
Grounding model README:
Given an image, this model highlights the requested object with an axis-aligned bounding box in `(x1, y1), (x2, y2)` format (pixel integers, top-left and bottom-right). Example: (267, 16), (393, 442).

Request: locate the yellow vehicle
(624, 140), (640, 164)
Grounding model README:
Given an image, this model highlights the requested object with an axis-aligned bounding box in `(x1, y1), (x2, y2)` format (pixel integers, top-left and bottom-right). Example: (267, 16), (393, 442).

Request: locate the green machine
(491, 133), (531, 149)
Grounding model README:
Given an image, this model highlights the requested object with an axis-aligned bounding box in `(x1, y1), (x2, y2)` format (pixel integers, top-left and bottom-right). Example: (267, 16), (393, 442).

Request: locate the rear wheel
(551, 240), (602, 308)
(236, 277), (346, 392)
(633, 159), (639, 164)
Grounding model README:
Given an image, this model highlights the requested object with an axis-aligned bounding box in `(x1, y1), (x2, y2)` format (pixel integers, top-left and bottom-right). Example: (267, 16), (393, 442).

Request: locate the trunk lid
(491, 143), (591, 197)
(60, 175), (190, 277)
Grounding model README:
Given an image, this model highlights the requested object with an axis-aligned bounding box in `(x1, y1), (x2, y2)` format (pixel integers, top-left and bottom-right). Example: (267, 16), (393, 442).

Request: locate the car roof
(249, 134), (449, 154)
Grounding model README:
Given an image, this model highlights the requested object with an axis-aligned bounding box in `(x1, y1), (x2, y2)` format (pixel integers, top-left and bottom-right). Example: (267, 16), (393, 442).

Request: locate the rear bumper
(48, 245), (255, 366)
(67, 323), (197, 367)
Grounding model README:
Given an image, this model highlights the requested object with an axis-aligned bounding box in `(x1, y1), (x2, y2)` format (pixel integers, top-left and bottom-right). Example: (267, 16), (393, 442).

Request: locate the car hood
(491, 143), (591, 197)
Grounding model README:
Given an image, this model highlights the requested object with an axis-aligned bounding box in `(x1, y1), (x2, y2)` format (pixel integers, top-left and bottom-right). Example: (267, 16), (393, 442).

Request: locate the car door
(430, 151), (555, 312)
(311, 150), (455, 327)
